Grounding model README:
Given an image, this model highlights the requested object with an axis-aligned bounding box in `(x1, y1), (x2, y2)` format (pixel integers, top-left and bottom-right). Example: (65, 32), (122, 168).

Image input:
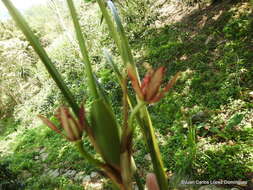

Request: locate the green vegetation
(0, 0), (252, 189)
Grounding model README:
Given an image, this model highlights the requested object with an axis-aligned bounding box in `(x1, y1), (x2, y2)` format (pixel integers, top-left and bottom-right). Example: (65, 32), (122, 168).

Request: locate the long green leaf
(103, 49), (136, 112)
(66, 0), (99, 99)
(96, 0), (122, 55)
(1, 0), (79, 115)
(93, 73), (110, 104)
(107, 1), (134, 66)
(103, 49), (123, 83)
(139, 109), (168, 190)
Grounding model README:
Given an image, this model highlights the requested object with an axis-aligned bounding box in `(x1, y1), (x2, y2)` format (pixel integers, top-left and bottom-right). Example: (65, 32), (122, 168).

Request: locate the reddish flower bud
(128, 66), (180, 103)
(38, 106), (86, 142)
(146, 173), (160, 190)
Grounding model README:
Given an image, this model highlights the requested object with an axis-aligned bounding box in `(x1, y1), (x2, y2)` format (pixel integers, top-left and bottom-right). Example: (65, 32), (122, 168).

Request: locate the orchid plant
(2, 0), (180, 189)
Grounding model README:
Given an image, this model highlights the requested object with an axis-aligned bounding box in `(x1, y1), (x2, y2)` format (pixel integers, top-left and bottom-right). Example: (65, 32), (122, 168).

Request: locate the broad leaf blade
(90, 99), (121, 169)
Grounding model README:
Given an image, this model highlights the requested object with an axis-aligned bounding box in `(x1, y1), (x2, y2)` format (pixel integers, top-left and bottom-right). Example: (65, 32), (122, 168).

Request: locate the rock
(228, 140), (235, 146)
(144, 154), (151, 161)
(74, 171), (85, 181)
(44, 167), (50, 173)
(205, 35), (213, 45)
(90, 172), (99, 178)
(48, 169), (59, 178)
(40, 152), (49, 161)
(192, 111), (208, 124)
(199, 185), (225, 190)
(63, 170), (76, 178)
(89, 182), (103, 189)
(77, 171), (85, 176)
(21, 170), (31, 178)
(82, 175), (91, 185)
(39, 147), (47, 154)
(70, 170), (77, 176)
(249, 91), (253, 98)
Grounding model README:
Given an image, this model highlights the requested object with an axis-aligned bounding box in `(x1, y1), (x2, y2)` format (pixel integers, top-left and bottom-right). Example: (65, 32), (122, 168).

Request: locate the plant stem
(124, 93), (168, 190)
(128, 101), (146, 130)
(67, 0), (99, 99)
(138, 107), (168, 190)
(76, 140), (126, 190)
(96, 0), (122, 55)
(75, 140), (104, 167)
(97, 1), (169, 189)
(107, 1), (134, 66)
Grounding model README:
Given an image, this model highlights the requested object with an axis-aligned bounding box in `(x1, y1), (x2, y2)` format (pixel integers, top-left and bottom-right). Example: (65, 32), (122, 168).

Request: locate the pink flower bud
(38, 106), (86, 142)
(146, 173), (160, 190)
(128, 66), (180, 103)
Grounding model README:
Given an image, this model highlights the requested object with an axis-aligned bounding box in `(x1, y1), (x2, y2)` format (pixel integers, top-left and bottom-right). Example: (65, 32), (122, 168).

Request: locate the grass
(0, 121), (98, 190)
(0, 0), (252, 189)
(133, 0), (253, 187)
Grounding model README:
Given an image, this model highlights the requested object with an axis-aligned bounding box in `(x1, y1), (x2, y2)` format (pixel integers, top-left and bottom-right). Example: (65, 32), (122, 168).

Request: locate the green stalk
(1, 0), (79, 115)
(128, 101), (146, 129)
(138, 108), (168, 190)
(104, 51), (163, 190)
(96, 0), (122, 55)
(127, 103), (168, 190)
(75, 140), (104, 167)
(68, 2), (123, 181)
(66, 0), (99, 99)
(107, 1), (134, 66)
(76, 140), (125, 190)
(98, 1), (168, 189)
(120, 152), (133, 190)
(104, 49), (144, 190)
(103, 49), (134, 110)
(103, 49), (123, 84)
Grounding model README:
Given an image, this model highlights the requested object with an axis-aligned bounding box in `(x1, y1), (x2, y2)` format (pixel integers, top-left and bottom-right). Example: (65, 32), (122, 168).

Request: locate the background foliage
(0, 0), (252, 189)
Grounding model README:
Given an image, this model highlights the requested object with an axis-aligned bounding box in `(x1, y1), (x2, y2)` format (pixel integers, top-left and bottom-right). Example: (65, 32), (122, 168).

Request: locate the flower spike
(128, 66), (180, 104)
(38, 106), (86, 142)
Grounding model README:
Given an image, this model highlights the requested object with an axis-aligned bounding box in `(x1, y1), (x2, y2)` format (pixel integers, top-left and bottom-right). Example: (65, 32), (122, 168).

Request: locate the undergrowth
(0, 0), (252, 189)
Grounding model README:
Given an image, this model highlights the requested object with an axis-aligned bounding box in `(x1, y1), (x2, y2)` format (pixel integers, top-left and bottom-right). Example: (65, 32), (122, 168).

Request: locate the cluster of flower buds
(128, 66), (180, 104)
(38, 106), (86, 142)
(39, 100), (121, 170)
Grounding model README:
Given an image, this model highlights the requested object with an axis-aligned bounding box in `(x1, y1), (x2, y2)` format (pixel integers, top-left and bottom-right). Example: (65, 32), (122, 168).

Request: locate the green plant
(0, 160), (23, 189)
(2, 0), (180, 189)
(196, 144), (252, 181)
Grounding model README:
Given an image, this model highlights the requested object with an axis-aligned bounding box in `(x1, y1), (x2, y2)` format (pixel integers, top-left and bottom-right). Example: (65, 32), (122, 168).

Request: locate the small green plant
(0, 160), (23, 190)
(2, 0), (180, 189)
